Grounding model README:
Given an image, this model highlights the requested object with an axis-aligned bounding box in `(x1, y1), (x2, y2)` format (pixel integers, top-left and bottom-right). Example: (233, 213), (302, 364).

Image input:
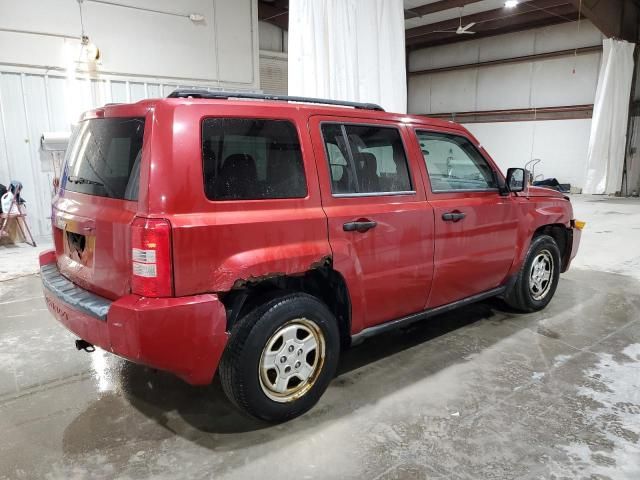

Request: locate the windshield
(62, 117), (145, 200)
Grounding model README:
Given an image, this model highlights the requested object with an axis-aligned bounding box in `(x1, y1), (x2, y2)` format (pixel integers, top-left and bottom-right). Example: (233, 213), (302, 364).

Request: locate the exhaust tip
(75, 339), (95, 352)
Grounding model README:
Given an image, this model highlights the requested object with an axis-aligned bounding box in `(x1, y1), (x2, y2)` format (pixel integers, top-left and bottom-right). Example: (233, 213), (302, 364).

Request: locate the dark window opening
(63, 117), (145, 200)
(202, 118), (307, 200)
(321, 124), (412, 195)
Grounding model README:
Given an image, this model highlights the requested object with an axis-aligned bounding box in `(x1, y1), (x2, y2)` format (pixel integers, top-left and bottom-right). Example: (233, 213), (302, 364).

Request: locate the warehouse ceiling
(258, 0), (639, 48)
(403, 0), (581, 48)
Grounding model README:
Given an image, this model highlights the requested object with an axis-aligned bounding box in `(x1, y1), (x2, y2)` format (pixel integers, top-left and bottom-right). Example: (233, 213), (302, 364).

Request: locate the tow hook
(75, 339), (95, 352)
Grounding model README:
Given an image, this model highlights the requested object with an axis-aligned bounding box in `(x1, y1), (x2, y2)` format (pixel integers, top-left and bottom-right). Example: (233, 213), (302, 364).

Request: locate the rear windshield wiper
(67, 176), (104, 187)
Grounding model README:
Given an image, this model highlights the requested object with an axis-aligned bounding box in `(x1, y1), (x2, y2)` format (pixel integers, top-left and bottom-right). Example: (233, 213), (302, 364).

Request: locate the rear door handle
(442, 211), (466, 222)
(343, 220), (377, 233)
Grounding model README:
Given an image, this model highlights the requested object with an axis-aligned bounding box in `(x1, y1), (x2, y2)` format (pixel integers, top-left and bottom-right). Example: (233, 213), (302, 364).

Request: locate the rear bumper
(39, 250), (228, 385)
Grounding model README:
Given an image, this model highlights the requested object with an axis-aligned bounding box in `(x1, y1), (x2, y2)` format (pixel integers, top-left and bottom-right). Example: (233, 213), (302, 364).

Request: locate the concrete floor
(0, 195), (639, 480)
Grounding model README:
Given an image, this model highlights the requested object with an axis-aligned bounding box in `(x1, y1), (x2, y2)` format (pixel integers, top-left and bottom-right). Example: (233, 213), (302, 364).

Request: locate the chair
(0, 197), (36, 247)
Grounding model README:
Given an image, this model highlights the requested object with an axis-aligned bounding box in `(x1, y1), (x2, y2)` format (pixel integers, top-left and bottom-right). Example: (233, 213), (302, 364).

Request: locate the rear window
(63, 117), (145, 200)
(202, 118), (307, 200)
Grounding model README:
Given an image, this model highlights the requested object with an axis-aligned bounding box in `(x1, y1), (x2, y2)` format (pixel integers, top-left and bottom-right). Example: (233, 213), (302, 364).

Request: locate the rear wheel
(504, 234), (561, 312)
(219, 293), (340, 422)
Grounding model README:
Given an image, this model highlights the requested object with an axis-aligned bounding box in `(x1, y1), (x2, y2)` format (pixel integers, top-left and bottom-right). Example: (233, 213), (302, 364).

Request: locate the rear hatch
(52, 115), (146, 300)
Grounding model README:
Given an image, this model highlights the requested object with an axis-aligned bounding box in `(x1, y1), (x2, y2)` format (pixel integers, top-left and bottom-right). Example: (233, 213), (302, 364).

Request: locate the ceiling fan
(432, 8), (476, 35)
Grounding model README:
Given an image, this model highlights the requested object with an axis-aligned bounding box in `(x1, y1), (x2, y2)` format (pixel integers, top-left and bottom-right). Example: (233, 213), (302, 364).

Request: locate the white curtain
(288, 0), (406, 114)
(583, 39), (636, 194)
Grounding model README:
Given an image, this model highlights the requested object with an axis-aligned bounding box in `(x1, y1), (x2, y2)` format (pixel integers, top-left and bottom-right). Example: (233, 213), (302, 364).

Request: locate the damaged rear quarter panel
(212, 245), (332, 291)
(155, 104), (331, 297)
(170, 207), (332, 296)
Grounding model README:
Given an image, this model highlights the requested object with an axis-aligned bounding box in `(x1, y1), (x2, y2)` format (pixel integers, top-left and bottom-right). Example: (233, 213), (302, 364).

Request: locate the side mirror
(506, 168), (526, 193)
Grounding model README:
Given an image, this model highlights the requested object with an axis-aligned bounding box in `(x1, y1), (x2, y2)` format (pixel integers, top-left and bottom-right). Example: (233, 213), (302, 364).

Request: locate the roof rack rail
(167, 89), (385, 112)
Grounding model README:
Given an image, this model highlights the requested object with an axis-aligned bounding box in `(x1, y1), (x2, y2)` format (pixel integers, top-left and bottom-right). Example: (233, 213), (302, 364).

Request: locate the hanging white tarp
(583, 39), (636, 194)
(288, 0), (406, 114)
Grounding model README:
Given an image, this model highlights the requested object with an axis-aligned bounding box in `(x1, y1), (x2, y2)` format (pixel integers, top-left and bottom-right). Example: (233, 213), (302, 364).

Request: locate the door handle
(442, 211), (466, 222)
(343, 220), (377, 233)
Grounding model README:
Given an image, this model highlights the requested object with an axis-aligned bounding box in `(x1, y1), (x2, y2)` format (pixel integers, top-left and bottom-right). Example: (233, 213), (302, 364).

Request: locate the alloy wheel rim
(529, 249), (554, 301)
(259, 318), (325, 403)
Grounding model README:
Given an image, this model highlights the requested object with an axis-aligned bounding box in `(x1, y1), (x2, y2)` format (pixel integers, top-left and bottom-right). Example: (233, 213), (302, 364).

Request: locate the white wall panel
(146, 84), (161, 98)
(259, 21), (285, 52)
(531, 53), (601, 107)
(531, 119), (592, 187)
(162, 84), (179, 97)
(0, 0), (259, 89)
(0, 85), (9, 183)
(409, 21), (603, 72)
(408, 25), (604, 114)
(476, 63), (533, 110)
(0, 74), (39, 234)
(22, 75), (54, 237)
(214, 0), (257, 84)
(477, 30), (535, 63)
(0, 0), (81, 35)
(129, 83), (147, 102)
(82, 1), (218, 80)
(407, 75), (431, 114)
(111, 81), (128, 103)
(46, 77), (70, 132)
(410, 41), (480, 72)
(534, 21), (603, 54)
(0, 0), (262, 239)
(429, 70), (477, 113)
(466, 119), (592, 188)
(0, 70), (207, 238)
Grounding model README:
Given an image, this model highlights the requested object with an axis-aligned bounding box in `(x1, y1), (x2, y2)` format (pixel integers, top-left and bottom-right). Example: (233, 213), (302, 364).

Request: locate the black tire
(219, 292), (340, 423)
(504, 234), (561, 312)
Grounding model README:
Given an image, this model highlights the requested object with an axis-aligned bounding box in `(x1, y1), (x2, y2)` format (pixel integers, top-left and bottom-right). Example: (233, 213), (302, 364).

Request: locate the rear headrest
(267, 148), (296, 179)
(357, 152), (378, 174)
(267, 148), (306, 197)
(222, 153), (257, 179)
(214, 153), (258, 199)
(356, 152), (380, 192)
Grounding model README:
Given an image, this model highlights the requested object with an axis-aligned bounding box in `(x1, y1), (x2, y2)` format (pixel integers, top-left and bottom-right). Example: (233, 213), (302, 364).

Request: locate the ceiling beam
(569, 0), (639, 42)
(406, 0), (579, 48)
(414, 12), (579, 48)
(405, 0), (484, 19)
(424, 104), (594, 123)
(258, 0), (289, 30)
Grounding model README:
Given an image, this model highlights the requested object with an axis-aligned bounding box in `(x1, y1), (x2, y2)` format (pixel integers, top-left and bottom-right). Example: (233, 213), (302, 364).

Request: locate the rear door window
(63, 118), (145, 200)
(321, 123), (413, 195)
(202, 118), (307, 200)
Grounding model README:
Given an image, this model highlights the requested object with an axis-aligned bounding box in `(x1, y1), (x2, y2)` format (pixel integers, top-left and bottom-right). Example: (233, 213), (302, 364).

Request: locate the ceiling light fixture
(505, 0), (519, 7)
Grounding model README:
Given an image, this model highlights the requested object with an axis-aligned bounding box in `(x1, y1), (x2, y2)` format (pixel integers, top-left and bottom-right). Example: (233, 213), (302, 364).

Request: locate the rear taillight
(131, 217), (173, 297)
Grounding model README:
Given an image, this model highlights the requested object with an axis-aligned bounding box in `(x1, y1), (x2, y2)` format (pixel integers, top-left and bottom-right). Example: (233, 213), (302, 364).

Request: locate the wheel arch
(532, 223), (572, 272)
(220, 264), (352, 349)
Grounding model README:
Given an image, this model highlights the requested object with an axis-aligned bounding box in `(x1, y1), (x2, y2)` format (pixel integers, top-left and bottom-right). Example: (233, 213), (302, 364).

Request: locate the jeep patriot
(40, 90), (582, 422)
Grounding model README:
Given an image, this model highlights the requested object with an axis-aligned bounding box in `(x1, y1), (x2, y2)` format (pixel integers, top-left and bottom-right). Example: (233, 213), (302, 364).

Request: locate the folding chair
(0, 197), (37, 247)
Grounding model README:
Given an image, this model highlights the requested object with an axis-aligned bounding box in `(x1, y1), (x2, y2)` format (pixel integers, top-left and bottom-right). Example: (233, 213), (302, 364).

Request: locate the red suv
(41, 90), (582, 422)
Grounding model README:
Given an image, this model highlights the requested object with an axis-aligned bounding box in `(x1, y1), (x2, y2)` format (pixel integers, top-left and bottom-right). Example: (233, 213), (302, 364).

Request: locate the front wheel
(504, 234), (561, 312)
(219, 293), (340, 423)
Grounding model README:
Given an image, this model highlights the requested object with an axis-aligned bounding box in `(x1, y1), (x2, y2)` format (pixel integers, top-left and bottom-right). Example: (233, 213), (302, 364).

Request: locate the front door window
(417, 131), (497, 192)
